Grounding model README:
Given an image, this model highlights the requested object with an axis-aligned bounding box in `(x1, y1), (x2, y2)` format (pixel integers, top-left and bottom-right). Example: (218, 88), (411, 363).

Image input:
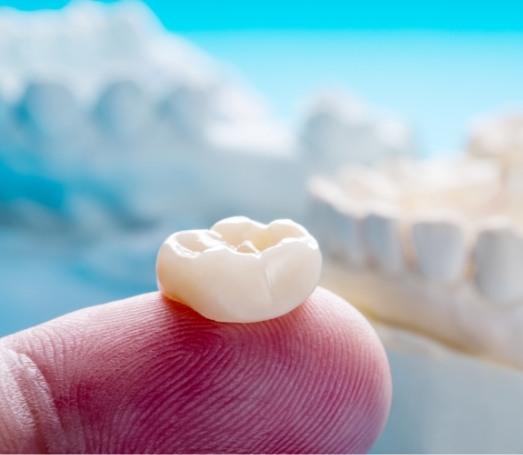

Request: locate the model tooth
(375, 118), (415, 158)
(300, 91), (415, 173)
(363, 209), (404, 273)
(338, 210), (366, 267)
(94, 80), (152, 137)
(319, 203), (366, 266)
(300, 92), (371, 170)
(308, 177), (341, 255)
(17, 82), (80, 137)
(159, 85), (214, 138)
(411, 217), (467, 283)
(308, 177), (366, 266)
(156, 216), (322, 323)
(474, 223), (523, 303)
(0, 95), (9, 129)
(468, 113), (523, 162)
(0, 96), (21, 151)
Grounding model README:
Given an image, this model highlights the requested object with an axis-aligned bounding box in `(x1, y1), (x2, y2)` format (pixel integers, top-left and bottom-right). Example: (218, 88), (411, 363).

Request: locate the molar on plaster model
(411, 217), (467, 284)
(94, 80), (154, 139)
(17, 81), (81, 138)
(299, 91), (415, 172)
(363, 209), (405, 274)
(157, 217), (322, 323)
(468, 112), (523, 164)
(474, 221), (523, 304)
(467, 112), (523, 208)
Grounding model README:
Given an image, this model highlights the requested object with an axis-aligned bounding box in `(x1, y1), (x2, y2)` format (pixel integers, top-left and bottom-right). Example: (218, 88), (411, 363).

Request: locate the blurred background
(1, 0), (523, 452)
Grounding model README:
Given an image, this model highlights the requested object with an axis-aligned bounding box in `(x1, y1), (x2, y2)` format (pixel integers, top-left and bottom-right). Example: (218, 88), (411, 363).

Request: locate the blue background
(4, 0), (523, 31)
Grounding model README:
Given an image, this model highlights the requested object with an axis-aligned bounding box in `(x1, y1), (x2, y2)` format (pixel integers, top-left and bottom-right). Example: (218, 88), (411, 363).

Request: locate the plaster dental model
(308, 148), (523, 370)
(0, 1), (298, 231)
(0, 3), (422, 233)
(307, 140), (523, 453)
(156, 217), (322, 323)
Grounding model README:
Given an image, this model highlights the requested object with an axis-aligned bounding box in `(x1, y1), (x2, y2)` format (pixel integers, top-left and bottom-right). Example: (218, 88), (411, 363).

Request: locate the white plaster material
(300, 91), (415, 171)
(411, 217), (467, 283)
(474, 222), (523, 304)
(308, 152), (523, 370)
(468, 112), (523, 164)
(363, 209), (404, 274)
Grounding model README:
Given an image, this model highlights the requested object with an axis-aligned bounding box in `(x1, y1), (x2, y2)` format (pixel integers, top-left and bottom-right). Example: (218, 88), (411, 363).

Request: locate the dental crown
(156, 216), (322, 323)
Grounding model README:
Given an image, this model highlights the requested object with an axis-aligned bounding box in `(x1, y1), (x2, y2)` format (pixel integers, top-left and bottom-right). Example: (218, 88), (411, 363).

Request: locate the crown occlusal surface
(156, 216), (322, 323)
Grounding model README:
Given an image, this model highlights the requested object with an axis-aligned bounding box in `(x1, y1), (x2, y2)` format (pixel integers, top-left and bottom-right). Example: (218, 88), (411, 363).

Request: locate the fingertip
(0, 346), (65, 453)
(1, 288), (391, 453)
(311, 287), (392, 452)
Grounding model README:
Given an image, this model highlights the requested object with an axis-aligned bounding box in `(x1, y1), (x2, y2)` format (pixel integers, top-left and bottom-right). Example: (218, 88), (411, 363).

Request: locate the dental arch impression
(156, 217), (322, 323)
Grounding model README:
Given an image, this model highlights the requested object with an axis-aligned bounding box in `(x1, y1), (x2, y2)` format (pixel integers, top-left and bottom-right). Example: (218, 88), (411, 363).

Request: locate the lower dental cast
(156, 217), (322, 323)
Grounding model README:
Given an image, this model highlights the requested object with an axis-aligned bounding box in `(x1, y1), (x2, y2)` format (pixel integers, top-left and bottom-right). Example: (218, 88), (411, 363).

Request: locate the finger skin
(0, 287), (391, 453)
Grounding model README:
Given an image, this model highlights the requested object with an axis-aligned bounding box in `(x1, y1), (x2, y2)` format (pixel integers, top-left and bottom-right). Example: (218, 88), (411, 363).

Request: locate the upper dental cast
(156, 217), (322, 323)
(0, 2), (297, 231)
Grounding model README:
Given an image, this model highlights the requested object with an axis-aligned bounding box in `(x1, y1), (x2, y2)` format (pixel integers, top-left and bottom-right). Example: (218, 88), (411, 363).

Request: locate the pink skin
(0, 287), (391, 453)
